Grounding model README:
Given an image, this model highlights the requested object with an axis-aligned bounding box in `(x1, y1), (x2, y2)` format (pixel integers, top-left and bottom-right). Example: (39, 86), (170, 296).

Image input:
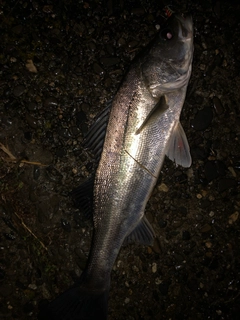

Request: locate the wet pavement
(0, 0), (240, 319)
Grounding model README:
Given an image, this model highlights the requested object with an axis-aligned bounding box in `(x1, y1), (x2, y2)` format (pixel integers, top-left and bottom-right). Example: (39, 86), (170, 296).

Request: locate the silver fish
(39, 13), (193, 320)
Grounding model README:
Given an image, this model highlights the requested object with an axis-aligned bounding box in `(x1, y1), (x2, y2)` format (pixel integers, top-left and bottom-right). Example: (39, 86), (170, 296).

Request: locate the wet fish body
(39, 13), (194, 320)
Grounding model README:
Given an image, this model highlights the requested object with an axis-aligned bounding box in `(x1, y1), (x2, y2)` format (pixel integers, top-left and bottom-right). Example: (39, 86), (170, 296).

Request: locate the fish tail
(38, 285), (109, 320)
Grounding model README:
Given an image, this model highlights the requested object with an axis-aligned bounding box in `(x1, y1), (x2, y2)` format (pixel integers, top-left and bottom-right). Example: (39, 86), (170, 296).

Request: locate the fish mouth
(175, 14), (193, 40)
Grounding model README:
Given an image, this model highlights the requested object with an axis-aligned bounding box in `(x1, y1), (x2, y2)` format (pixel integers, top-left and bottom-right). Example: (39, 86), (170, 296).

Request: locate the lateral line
(124, 149), (157, 179)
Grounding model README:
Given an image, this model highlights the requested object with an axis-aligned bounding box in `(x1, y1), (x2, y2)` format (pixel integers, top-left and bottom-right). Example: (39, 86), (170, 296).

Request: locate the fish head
(164, 13), (193, 72)
(142, 13), (194, 95)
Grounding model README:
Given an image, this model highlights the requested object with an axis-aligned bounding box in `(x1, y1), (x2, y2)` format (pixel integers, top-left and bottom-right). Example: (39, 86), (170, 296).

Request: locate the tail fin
(38, 286), (109, 320)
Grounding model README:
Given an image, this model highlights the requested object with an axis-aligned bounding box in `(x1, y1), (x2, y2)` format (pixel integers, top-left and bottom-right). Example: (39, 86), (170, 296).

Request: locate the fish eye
(160, 28), (173, 40)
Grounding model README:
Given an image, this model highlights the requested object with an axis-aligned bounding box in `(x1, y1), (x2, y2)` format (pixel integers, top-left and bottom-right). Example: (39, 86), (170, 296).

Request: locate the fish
(38, 13), (194, 320)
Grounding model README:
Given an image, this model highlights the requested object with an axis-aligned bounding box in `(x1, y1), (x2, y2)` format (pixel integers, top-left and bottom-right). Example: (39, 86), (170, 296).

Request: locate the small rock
(0, 284), (13, 297)
(213, 96), (224, 115)
(218, 178), (236, 192)
(200, 224), (211, 233)
(43, 97), (58, 108)
(100, 57), (120, 67)
(182, 230), (191, 240)
(28, 283), (37, 290)
(191, 107), (213, 131)
(205, 241), (212, 248)
(25, 113), (38, 129)
(26, 59), (37, 73)
(93, 63), (105, 75)
(13, 85), (25, 97)
(61, 219), (71, 232)
(159, 281), (170, 295)
(228, 212), (239, 224)
(157, 183), (169, 192)
(152, 262), (157, 273)
(124, 297), (130, 304)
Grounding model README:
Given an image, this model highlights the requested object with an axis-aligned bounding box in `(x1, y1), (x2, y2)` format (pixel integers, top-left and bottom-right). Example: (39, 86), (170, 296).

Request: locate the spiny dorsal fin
(84, 103), (111, 162)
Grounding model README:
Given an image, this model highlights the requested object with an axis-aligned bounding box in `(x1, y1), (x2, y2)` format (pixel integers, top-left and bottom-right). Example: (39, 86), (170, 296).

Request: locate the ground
(0, 0), (240, 319)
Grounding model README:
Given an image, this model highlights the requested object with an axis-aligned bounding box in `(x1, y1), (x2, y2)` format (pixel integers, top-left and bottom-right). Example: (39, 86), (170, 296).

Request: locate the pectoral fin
(166, 121), (192, 168)
(135, 95), (168, 135)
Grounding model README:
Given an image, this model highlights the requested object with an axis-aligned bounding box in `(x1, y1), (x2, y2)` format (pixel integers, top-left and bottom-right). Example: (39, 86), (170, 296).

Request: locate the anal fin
(124, 216), (155, 246)
(70, 176), (95, 219)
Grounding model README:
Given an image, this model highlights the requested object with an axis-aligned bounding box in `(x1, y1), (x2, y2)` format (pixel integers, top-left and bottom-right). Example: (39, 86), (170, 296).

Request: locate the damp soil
(0, 1), (240, 319)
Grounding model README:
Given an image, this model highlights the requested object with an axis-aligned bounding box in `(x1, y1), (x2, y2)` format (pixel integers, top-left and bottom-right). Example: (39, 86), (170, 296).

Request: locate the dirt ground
(0, 0), (240, 319)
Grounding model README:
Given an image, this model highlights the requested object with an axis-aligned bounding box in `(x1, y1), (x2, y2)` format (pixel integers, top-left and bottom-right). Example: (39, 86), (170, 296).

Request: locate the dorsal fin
(84, 103), (111, 162)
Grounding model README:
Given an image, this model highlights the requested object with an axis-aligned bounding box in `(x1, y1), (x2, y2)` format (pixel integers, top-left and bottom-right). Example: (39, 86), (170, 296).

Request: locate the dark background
(0, 0), (240, 319)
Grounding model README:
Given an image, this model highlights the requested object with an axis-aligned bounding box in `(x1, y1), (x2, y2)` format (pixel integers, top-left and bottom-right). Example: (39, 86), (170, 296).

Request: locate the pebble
(128, 40), (138, 48)
(28, 101), (38, 111)
(13, 85), (25, 97)
(191, 107), (213, 131)
(195, 213), (203, 221)
(205, 241), (212, 248)
(0, 284), (13, 297)
(88, 41), (96, 51)
(28, 283), (37, 290)
(93, 63), (105, 75)
(218, 178), (236, 192)
(228, 166), (237, 178)
(25, 113), (38, 129)
(23, 301), (34, 314)
(55, 147), (67, 157)
(58, 128), (72, 139)
(131, 7), (145, 15)
(213, 96), (224, 115)
(204, 160), (226, 182)
(182, 230), (191, 241)
(4, 232), (16, 240)
(46, 166), (63, 183)
(124, 297), (130, 304)
(152, 237), (161, 254)
(33, 166), (41, 180)
(158, 219), (167, 228)
(157, 183), (169, 192)
(228, 212), (239, 224)
(152, 262), (157, 273)
(61, 219), (71, 232)
(0, 268), (6, 280)
(76, 110), (87, 125)
(100, 57), (120, 67)
(118, 38), (126, 47)
(26, 59), (37, 73)
(43, 97), (58, 108)
(159, 281), (169, 295)
(200, 224), (211, 233)
(12, 24), (23, 34)
(106, 44), (115, 56)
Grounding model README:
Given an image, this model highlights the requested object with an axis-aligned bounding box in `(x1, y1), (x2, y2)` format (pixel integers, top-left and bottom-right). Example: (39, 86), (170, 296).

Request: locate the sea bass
(39, 13), (194, 320)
